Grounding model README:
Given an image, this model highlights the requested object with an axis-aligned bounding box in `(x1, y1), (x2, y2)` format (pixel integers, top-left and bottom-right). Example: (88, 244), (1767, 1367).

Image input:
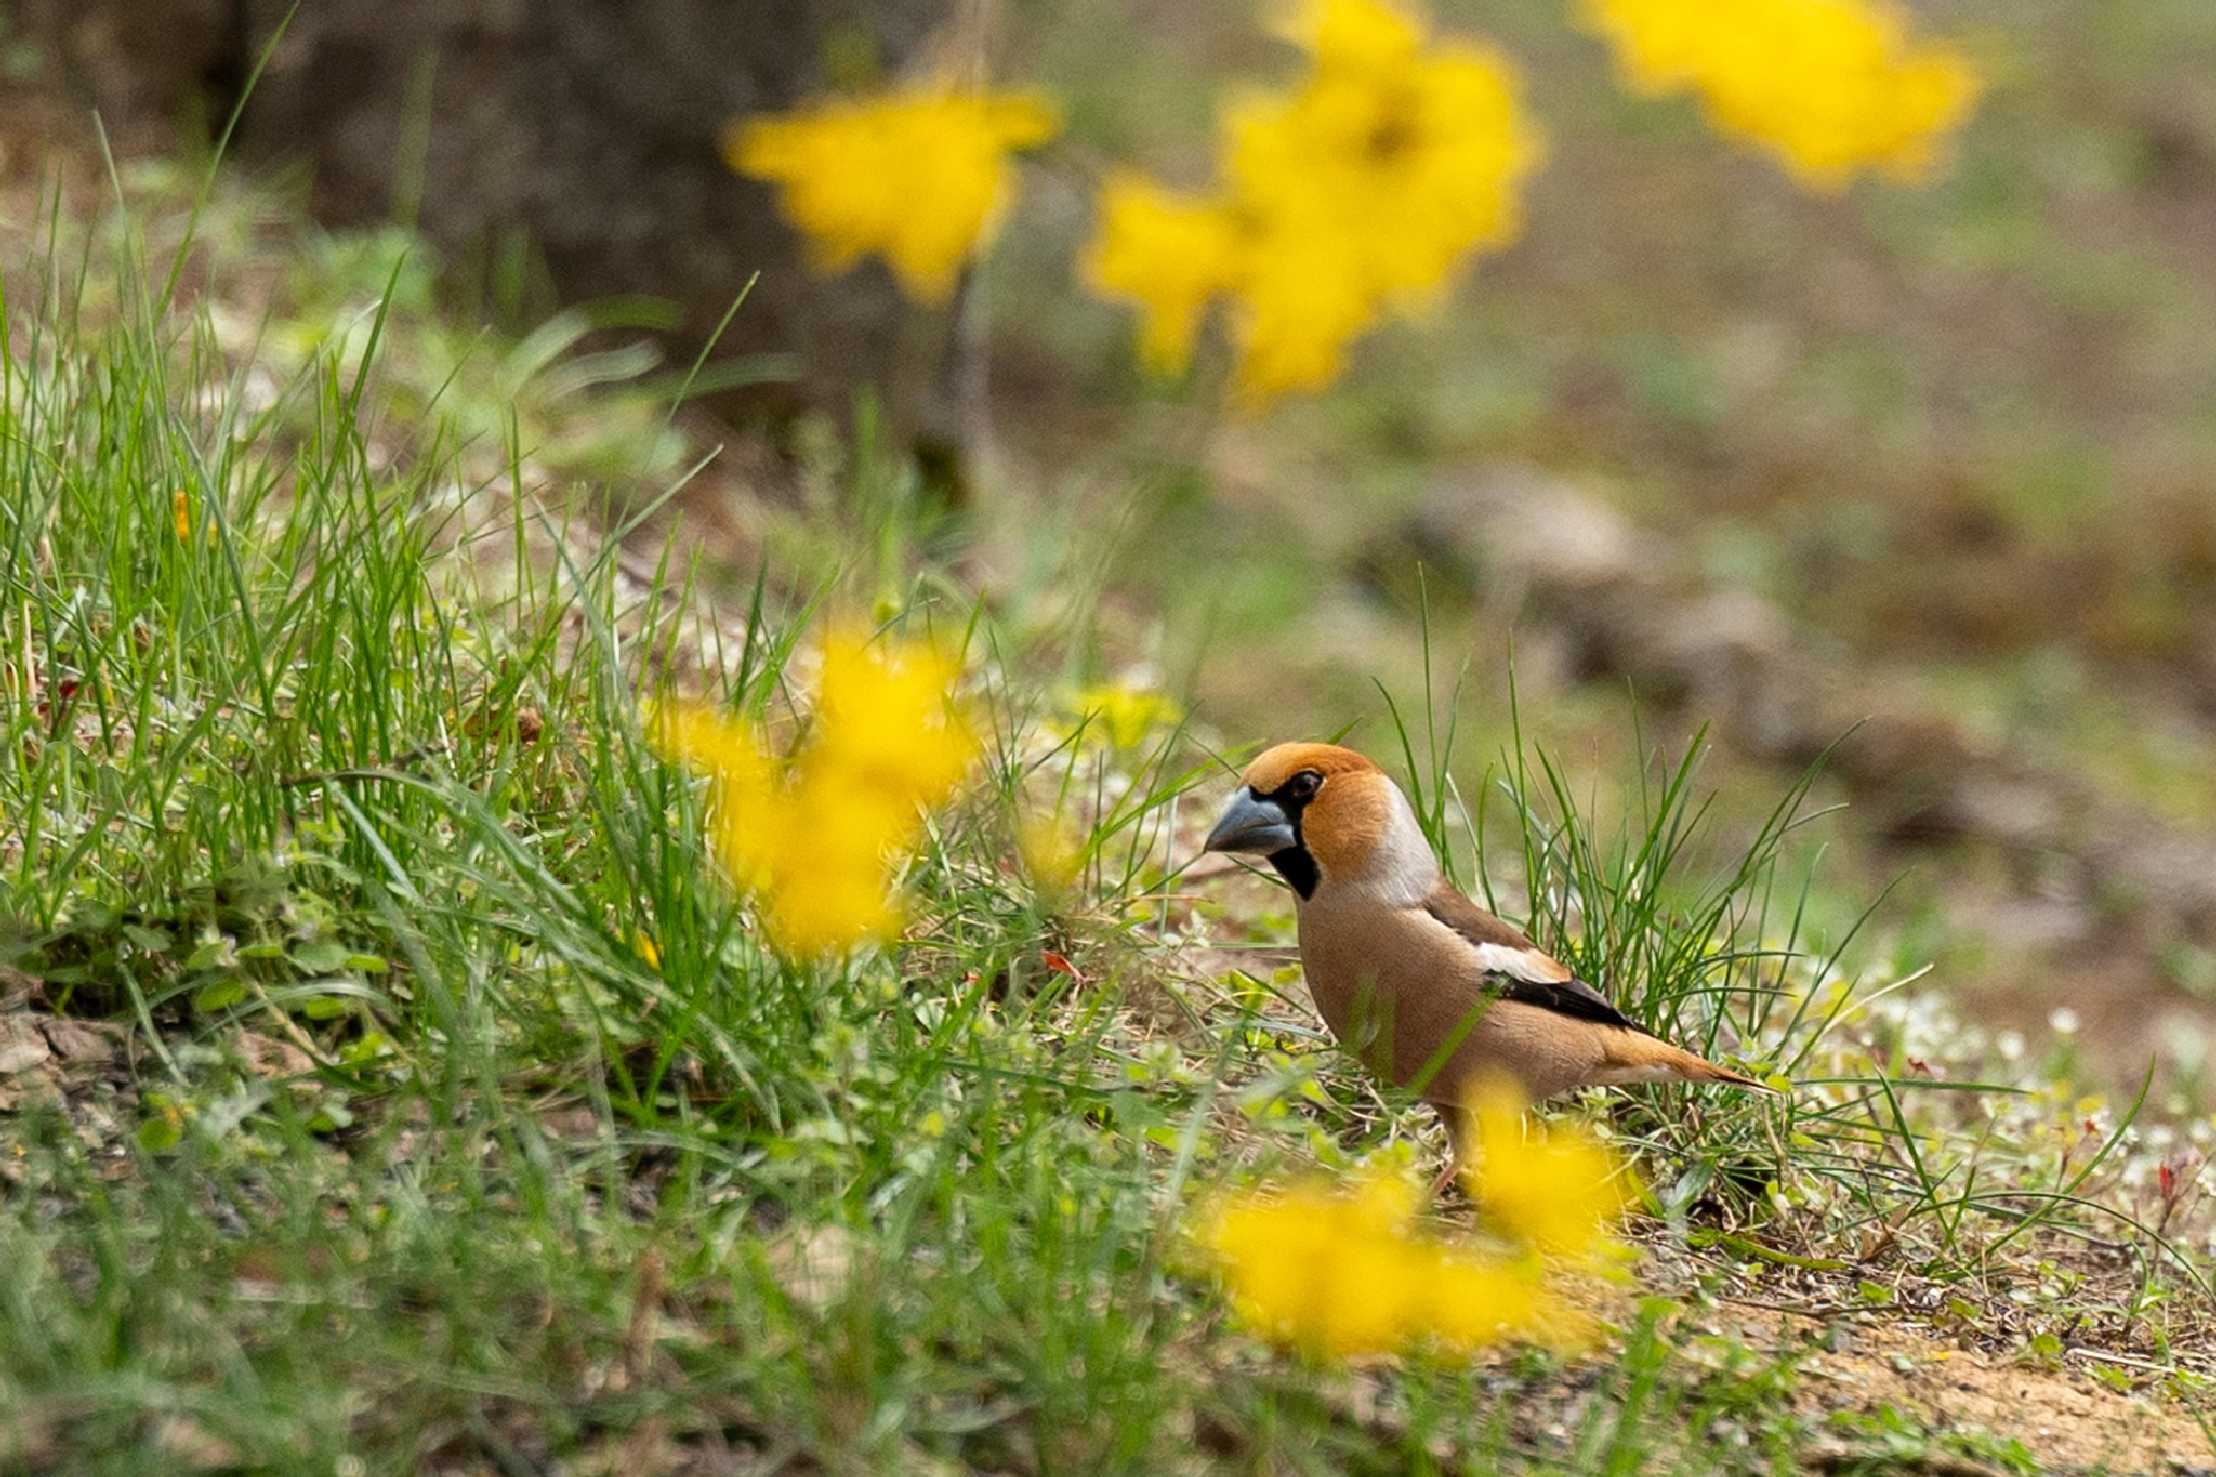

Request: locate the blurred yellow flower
(651, 701), (778, 890)
(1231, 257), (1376, 403)
(649, 631), (977, 959)
(728, 84), (1059, 304)
(1083, 0), (1541, 405)
(1230, 7), (1543, 402)
(1461, 1076), (1640, 1267)
(172, 490), (193, 543)
(1580, 0), (1981, 189)
(1194, 1168), (1585, 1359)
(1428, 1250), (1587, 1351)
(1083, 173), (1242, 375)
(757, 827), (908, 956)
(1016, 811), (1085, 898)
(1281, 0), (1424, 73)
(814, 628), (977, 803)
(1069, 683), (1182, 750)
(652, 702), (770, 779)
(1194, 1081), (1640, 1364)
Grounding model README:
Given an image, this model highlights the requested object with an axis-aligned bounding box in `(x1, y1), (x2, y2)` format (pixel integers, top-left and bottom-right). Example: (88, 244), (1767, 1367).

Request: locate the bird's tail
(1667, 1046), (1782, 1093)
(1604, 1037), (1784, 1093)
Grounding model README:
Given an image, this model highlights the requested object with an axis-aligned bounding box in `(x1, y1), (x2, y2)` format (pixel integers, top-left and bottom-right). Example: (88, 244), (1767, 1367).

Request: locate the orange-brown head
(1204, 742), (1432, 901)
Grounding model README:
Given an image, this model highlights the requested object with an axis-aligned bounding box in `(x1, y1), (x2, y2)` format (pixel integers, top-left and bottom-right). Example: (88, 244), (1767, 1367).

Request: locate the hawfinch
(1204, 742), (1767, 1135)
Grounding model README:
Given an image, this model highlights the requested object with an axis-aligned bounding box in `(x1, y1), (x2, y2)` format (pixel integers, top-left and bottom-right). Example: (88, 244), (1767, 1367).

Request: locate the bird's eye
(1287, 769), (1322, 801)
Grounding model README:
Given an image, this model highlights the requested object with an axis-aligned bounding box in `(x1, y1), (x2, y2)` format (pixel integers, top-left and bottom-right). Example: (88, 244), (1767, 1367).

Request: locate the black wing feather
(1483, 974), (1651, 1035)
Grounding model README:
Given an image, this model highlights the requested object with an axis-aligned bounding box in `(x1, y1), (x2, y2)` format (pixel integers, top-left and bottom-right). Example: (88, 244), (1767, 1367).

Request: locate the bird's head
(1203, 741), (1434, 902)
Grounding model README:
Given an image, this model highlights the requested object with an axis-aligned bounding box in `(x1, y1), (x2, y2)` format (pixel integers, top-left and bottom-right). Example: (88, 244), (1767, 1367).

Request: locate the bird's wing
(1419, 883), (1650, 1035)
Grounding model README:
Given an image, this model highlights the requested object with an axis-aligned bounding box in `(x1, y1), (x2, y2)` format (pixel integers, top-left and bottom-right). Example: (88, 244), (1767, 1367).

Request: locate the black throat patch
(1268, 846), (1319, 899)
(1259, 776), (1322, 901)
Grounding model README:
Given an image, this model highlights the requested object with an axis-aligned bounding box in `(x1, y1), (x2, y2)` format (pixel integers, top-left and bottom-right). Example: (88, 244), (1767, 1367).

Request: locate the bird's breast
(1294, 897), (1470, 1079)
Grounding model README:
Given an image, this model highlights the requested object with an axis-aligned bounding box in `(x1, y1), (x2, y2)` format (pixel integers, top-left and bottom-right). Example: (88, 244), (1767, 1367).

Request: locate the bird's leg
(1428, 1101), (1469, 1202)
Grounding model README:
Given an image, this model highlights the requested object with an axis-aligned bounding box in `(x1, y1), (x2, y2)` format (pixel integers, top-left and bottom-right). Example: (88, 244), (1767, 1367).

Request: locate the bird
(1202, 741), (1770, 1183)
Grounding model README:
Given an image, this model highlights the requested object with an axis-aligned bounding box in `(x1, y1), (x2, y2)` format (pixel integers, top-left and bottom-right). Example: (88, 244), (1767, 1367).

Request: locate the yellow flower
(1068, 683), (1181, 750)
(1016, 811), (1085, 898)
(813, 628), (976, 806)
(1083, 0), (1541, 406)
(1217, 193), (1379, 401)
(633, 933), (661, 970)
(758, 841), (905, 957)
(1460, 1076), (1640, 1267)
(1579, 0), (1980, 190)
(727, 84), (1059, 304)
(1197, 1172), (1419, 1357)
(1280, 0), (1425, 75)
(1193, 1169), (1579, 1360)
(1083, 173), (1242, 375)
(1225, 14), (1541, 301)
(652, 701), (770, 780)
(648, 630), (978, 960)
(650, 701), (778, 889)
(1579, 0), (1710, 92)
(172, 490), (193, 542)
(1427, 1250), (1594, 1353)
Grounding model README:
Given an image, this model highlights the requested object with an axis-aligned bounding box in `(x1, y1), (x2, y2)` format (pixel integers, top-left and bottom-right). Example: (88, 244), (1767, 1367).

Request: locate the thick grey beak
(1204, 790), (1297, 855)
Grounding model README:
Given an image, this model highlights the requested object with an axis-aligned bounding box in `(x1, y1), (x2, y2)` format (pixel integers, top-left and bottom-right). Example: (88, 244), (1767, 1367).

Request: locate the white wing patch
(1467, 942), (1575, 983)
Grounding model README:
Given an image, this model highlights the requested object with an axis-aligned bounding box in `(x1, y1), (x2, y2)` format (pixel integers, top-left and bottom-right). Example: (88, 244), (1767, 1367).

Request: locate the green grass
(1, 187), (2211, 1476)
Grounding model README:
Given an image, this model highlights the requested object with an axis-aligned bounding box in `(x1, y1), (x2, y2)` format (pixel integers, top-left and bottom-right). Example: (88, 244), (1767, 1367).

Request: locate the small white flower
(2048, 1007), (2081, 1036)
